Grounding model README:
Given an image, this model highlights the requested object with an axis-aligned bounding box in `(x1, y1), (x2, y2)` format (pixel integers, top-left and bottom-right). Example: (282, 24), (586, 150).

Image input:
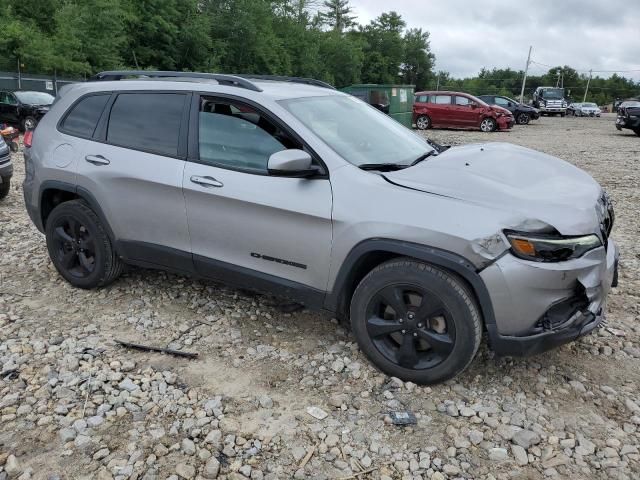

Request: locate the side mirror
(268, 149), (319, 178)
(507, 102), (513, 107)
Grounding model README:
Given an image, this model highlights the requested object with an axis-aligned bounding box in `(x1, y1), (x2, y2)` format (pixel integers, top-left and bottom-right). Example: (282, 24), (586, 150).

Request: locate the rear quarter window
(60, 94), (110, 138)
(106, 93), (186, 157)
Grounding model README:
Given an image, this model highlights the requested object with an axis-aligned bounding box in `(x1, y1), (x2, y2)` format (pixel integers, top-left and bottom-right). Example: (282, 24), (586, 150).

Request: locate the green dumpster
(341, 84), (415, 128)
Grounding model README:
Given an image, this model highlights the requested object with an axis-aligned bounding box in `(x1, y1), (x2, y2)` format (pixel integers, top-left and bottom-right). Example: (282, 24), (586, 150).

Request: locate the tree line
(0, 0), (637, 105)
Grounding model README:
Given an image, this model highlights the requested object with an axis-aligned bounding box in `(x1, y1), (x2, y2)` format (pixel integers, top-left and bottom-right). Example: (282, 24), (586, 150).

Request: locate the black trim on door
(115, 240), (195, 275)
(194, 254), (325, 308)
(114, 240), (326, 309)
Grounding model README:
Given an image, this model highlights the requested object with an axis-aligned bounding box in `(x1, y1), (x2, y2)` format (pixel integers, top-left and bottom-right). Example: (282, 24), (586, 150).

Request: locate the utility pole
(519, 45), (532, 104)
(17, 58), (22, 89)
(436, 73), (440, 91)
(583, 69), (592, 102)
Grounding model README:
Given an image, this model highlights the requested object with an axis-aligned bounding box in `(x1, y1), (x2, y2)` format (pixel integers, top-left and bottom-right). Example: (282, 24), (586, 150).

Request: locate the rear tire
(0, 178), (10, 200)
(516, 112), (530, 125)
(415, 115), (431, 130)
(350, 258), (482, 384)
(45, 200), (123, 289)
(480, 117), (497, 132)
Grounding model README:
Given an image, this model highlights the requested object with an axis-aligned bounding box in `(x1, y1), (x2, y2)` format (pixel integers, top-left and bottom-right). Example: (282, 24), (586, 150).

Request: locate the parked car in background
(568, 102), (601, 117)
(413, 91), (514, 132)
(0, 90), (54, 131)
(477, 95), (540, 125)
(0, 134), (12, 200)
(615, 100), (640, 136)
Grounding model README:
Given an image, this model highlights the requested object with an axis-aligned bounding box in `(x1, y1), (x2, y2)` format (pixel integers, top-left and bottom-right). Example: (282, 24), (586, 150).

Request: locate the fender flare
(38, 180), (116, 242)
(324, 238), (496, 326)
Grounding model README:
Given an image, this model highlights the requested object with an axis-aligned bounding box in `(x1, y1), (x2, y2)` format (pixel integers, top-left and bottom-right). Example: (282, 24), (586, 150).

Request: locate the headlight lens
(504, 231), (602, 262)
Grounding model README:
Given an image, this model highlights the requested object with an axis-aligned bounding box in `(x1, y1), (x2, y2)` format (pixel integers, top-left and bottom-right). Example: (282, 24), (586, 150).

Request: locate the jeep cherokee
(23, 71), (619, 384)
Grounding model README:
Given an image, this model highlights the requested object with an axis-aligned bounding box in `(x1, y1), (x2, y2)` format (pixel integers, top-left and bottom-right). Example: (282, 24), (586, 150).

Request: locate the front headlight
(504, 231), (602, 262)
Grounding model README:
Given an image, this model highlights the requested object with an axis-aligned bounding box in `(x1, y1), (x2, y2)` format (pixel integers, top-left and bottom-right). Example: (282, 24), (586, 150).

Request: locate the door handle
(85, 155), (110, 166)
(190, 175), (223, 188)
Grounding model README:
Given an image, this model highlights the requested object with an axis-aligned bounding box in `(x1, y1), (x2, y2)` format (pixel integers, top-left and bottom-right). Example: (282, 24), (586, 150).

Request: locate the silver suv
(23, 71), (619, 384)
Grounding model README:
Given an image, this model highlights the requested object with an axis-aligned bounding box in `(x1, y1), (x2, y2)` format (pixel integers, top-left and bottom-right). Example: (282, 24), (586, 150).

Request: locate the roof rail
(239, 75), (335, 90)
(91, 71), (263, 92)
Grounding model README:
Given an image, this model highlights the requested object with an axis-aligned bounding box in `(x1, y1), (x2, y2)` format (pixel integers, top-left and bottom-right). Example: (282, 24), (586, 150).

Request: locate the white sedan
(569, 102), (602, 117)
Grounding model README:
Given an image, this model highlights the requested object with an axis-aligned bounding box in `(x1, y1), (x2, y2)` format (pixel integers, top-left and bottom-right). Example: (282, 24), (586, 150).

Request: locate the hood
(383, 142), (602, 235)
(492, 106), (512, 115)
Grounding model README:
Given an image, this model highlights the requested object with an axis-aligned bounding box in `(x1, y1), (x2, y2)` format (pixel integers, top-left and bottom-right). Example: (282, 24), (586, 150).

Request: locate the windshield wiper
(358, 150), (438, 172)
(358, 163), (408, 171)
(409, 150), (438, 167)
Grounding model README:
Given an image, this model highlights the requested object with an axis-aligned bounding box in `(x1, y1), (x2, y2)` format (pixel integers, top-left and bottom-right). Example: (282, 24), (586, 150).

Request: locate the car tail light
(24, 130), (33, 148)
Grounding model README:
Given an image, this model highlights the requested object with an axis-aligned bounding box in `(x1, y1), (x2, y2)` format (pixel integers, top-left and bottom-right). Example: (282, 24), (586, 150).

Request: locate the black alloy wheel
(365, 284), (455, 369)
(350, 259), (482, 384)
(51, 216), (97, 279)
(45, 200), (123, 289)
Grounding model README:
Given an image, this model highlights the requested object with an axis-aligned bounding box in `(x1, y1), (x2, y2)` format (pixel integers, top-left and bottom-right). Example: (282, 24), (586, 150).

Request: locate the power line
(530, 59), (640, 74)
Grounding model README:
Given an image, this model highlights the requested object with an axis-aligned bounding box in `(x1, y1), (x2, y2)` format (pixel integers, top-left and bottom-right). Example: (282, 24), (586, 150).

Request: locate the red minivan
(413, 91), (514, 132)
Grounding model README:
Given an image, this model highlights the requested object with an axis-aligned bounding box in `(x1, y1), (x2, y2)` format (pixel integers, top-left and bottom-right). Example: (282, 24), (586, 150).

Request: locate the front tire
(480, 117), (497, 132)
(45, 200), (123, 289)
(0, 178), (10, 200)
(516, 112), (530, 125)
(415, 115), (431, 130)
(350, 258), (482, 384)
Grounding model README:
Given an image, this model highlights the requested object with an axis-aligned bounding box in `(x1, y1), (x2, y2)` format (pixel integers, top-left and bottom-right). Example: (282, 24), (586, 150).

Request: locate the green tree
(360, 12), (405, 84)
(53, 0), (126, 75)
(401, 28), (435, 89)
(320, 0), (356, 32)
(318, 31), (363, 86)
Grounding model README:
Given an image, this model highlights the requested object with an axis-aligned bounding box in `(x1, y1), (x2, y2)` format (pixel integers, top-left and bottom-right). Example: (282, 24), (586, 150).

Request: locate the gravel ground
(0, 114), (639, 480)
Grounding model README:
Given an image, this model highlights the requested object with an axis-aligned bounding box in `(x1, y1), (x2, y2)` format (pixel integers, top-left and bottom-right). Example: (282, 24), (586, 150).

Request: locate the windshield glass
(622, 101), (640, 108)
(15, 91), (54, 105)
(541, 89), (564, 100)
(583, 103), (597, 108)
(279, 95), (434, 167)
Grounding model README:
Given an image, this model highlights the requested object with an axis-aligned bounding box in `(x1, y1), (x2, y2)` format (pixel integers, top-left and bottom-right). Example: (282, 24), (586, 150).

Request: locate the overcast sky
(348, 0), (640, 81)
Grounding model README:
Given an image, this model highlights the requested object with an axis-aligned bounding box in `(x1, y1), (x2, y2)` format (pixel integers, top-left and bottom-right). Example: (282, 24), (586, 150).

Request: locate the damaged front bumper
(481, 238), (619, 356)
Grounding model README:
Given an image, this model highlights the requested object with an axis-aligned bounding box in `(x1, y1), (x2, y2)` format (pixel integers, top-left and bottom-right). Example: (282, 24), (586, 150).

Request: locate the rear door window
(432, 95), (452, 104)
(107, 93), (186, 157)
(61, 94), (110, 138)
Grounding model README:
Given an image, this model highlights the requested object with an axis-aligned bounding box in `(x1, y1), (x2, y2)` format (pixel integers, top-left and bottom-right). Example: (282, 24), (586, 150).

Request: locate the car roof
(415, 91), (467, 95)
(59, 77), (343, 102)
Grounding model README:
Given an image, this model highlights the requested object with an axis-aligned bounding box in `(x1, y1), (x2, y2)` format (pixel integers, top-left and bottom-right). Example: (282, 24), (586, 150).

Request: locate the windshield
(15, 91), (54, 105)
(279, 95), (434, 167)
(621, 101), (640, 108)
(583, 103), (597, 108)
(541, 89), (564, 100)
